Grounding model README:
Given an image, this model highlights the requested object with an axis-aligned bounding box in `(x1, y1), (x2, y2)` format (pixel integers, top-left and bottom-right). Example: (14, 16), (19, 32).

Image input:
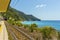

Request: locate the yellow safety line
(0, 25), (2, 33)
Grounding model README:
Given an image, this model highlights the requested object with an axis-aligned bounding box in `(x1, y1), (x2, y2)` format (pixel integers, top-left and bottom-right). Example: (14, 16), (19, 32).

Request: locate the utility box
(0, 0), (10, 12)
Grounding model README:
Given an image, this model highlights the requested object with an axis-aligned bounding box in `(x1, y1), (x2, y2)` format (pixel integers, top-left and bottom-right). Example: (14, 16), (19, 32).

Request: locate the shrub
(29, 23), (38, 32)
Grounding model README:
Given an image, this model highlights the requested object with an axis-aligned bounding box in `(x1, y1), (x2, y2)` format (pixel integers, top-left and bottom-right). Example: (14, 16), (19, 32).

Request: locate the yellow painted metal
(0, 0), (10, 12)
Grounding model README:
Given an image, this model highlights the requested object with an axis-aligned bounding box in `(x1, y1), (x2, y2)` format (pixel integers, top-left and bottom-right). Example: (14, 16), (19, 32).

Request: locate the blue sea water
(21, 20), (60, 30)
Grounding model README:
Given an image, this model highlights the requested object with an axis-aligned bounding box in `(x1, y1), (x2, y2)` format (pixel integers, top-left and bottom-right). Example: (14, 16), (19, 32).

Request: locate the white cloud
(35, 4), (47, 8)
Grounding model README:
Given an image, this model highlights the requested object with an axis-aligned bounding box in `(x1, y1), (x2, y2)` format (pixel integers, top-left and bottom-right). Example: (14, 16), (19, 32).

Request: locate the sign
(0, 0), (10, 12)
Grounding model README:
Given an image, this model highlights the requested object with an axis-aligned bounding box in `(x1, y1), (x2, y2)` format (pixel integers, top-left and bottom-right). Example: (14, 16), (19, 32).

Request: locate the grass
(8, 31), (13, 40)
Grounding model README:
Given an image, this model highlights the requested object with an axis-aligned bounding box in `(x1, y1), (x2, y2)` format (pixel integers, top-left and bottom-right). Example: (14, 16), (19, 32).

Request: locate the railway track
(5, 21), (35, 40)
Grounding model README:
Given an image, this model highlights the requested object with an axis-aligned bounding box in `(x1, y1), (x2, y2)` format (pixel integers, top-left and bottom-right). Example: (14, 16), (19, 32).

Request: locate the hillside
(1, 7), (40, 21)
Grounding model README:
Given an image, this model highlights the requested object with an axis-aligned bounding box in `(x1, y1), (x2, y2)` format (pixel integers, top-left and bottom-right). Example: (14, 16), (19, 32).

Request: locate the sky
(10, 0), (60, 20)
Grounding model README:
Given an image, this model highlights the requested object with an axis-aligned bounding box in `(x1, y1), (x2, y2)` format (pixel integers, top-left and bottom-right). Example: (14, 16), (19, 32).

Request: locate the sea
(21, 20), (60, 30)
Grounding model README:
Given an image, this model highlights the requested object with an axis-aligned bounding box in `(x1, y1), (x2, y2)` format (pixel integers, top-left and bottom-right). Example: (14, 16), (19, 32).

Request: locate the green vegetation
(8, 31), (13, 40)
(23, 24), (30, 28)
(21, 23), (59, 40)
(1, 7), (40, 21)
(38, 26), (58, 40)
(16, 22), (23, 27)
(29, 23), (38, 32)
(1, 6), (60, 40)
(58, 31), (60, 40)
(6, 20), (60, 40)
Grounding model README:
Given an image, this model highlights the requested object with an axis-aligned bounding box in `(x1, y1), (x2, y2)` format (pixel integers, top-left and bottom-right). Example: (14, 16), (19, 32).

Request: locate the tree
(16, 22), (23, 27)
(23, 24), (29, 28)
(29, 23), (38, 32)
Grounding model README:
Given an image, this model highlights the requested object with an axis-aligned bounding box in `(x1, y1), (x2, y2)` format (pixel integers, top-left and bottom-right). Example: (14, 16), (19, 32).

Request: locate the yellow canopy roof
(0, 0), (10, 12)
